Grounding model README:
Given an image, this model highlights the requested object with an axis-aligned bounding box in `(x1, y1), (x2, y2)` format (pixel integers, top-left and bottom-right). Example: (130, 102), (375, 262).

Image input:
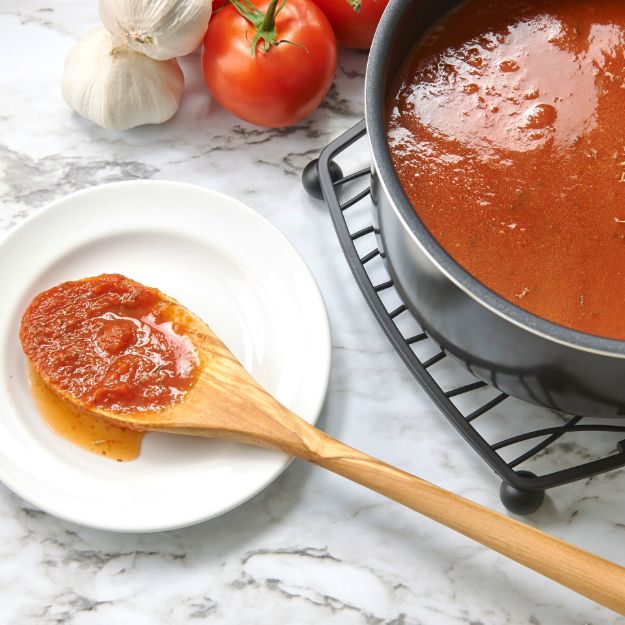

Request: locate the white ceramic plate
(0, 180), (331, 532)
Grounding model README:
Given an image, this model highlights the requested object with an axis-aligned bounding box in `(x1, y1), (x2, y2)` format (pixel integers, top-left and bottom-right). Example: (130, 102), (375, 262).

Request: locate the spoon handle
(158, 354), (625, 614)
(302, 430), (625, 615)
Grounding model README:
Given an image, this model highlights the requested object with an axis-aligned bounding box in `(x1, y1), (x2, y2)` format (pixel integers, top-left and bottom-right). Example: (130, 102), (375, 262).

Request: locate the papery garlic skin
(100, 0), (212, 61)
(61, 28), (184, 131)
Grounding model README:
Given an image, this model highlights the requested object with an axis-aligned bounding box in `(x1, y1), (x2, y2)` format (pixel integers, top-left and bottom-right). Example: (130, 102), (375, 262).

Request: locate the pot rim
(364, 0), (625, 358)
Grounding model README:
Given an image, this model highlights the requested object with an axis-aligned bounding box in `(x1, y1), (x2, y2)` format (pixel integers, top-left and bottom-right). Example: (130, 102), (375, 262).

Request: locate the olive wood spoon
(36, 295), (625, 616)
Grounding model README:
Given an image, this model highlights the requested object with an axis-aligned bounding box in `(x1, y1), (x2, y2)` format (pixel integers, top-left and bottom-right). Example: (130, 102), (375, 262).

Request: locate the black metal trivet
(304, 120), (625, 514)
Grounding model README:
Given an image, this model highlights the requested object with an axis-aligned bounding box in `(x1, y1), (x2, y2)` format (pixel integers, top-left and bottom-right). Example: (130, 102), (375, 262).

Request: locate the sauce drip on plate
(388, 0), (625, 339)
(28, 366), (144, 461)
(20, 274), (200, 413)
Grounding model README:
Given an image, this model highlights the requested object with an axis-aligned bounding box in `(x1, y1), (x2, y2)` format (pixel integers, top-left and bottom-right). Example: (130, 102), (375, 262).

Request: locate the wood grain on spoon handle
(306, 433), (625, 617)
(161, 384), (625, 615)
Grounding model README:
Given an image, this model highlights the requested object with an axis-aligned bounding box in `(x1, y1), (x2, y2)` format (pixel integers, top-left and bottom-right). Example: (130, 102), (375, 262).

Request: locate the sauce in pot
(388, 0), (625, 339)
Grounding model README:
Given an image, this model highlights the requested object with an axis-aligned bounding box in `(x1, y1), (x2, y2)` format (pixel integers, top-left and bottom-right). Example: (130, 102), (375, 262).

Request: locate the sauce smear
(20, 274), (201, 460)
(388, 0), (625, 339)
(20, 274), (200, 413)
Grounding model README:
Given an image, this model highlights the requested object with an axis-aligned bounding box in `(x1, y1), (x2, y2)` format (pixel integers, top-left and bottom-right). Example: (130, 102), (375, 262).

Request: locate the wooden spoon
(36, 293), (625, 616)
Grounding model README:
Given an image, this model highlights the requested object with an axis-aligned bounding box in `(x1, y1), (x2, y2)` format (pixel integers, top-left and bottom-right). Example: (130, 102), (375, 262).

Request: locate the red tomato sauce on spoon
(20, 274), (200, 413)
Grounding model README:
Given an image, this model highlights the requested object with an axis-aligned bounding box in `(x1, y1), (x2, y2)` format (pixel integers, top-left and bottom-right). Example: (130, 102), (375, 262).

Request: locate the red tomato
(202, 0), (337, 128)
(211, 0), (226, 12)
(313, 0), (388, 49)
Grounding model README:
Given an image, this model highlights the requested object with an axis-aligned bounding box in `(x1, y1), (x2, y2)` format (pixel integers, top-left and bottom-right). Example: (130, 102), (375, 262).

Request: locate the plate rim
(0, 179), (332, 532)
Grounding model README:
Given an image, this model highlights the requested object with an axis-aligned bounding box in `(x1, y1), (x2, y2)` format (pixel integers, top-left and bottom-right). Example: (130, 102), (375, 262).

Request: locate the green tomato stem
(229, 0), (301, 55)
(260, 0), (280, 31)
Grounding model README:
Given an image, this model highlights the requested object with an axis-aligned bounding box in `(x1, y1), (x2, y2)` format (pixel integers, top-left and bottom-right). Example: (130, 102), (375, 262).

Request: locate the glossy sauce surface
(20, 274), (200, 413)
(388, 0), (625, 339)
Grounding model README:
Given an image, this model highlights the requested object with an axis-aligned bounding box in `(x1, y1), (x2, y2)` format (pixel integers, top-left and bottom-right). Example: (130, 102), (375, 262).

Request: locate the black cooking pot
(365, 0), (625, 419)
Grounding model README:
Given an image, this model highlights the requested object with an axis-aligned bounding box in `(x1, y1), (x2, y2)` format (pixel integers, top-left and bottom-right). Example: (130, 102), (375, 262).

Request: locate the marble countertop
(2, 2), (625, 624)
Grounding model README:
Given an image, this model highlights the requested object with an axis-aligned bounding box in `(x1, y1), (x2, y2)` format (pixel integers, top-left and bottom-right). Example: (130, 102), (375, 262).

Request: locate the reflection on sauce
(28, 366), (144, 461)
(388, 0), (625, 339)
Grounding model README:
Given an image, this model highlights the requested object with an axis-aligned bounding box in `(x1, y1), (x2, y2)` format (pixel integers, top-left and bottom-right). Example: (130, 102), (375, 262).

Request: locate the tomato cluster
(201, 0), (388, 128)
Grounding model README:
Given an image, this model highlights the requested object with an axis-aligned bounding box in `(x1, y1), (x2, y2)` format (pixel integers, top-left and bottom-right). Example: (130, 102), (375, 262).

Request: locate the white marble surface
(1, 1), (625, 624)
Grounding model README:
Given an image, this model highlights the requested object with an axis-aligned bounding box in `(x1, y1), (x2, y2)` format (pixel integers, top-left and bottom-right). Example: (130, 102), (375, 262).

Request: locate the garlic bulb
(99, 0), (212, 61)
(62, 28), (184, 131)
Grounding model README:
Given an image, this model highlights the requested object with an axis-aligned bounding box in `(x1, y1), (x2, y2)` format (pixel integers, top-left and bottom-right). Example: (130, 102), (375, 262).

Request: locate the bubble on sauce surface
(465, 47), (485, 68)
(521, 103), (558, 129)
(499, 59), (520, 72)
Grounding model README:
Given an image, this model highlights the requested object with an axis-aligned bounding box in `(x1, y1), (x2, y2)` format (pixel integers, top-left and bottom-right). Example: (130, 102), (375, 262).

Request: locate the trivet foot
(500, 471), (545, 515)
(302, 158), (343, 200)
